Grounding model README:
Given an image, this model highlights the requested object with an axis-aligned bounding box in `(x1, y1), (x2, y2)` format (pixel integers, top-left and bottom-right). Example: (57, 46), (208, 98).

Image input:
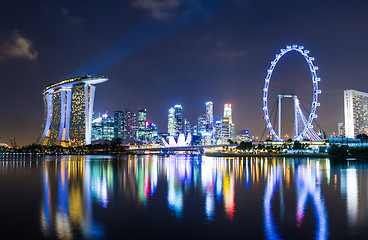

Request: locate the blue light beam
(68, 0), (230, 78)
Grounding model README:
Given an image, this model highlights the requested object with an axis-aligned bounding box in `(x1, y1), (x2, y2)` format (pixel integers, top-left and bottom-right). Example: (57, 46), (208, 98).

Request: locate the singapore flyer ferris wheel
(262, 44), (321, 141)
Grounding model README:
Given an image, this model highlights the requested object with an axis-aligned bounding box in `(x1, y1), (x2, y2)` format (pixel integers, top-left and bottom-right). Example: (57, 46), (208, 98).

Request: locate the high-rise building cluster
(344, 89), (368, 138)
(167, 101), (235, 145)
(91, 108), (158, 143)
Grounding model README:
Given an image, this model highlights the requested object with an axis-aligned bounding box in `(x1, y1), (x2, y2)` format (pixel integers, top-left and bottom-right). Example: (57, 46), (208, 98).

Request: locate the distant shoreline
(203, 152), (330, 158)
(2, 151), (368, 159)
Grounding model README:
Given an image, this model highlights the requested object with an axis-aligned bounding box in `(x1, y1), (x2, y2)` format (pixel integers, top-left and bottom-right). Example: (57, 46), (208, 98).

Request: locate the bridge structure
(126, 144), (237, 155)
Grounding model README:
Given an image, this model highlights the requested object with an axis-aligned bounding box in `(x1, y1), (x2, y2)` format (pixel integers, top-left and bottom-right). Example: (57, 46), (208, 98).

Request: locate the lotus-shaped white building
(162, 133), (192, 147)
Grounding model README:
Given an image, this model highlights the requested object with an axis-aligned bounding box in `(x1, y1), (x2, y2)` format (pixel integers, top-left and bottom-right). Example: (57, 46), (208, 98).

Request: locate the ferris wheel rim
(262, 44), (321, 141)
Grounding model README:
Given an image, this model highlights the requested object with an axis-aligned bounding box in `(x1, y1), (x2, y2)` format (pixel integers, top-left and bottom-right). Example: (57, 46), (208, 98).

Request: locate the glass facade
(344, 89), (368, 138)
(168, 107), (176, 136)
(136, 108), (147, 141)
(123, 110), (137, 139)
(114, 111), (124, 140)
(174, 105), (183, 136)
(206, 101), (213, 124)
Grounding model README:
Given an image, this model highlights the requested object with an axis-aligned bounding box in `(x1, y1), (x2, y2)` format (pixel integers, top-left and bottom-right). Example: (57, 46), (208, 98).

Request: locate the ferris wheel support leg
(278, 95), (282, 139)
(294, 97), (298, 139)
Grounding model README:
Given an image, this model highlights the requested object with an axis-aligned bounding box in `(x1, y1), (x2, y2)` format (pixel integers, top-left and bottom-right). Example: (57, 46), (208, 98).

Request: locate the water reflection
(40, 156), (105, 239)
(263, 159), (329, 240)
(2, 154), (368, 239)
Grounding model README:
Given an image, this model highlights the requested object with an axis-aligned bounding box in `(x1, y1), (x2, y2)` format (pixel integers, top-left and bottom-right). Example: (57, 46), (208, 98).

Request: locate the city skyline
(1, 0), (368, 145)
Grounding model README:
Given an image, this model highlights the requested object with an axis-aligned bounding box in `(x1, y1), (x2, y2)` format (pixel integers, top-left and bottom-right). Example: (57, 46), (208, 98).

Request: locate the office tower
(101, 114), (114, 140)
(174, 105), (183, 135)
(145, 122), (158, 143)
(224, 103), (232, 123)
(185, 119), (193, 134)
(206, 101), (213, 124)
(92, 114), (102, 141)
(168, 107), (176, 136)
(344, 89), (368, 138)
(224, 103), (235, 141)
(168, 105), (183, 136)
(114, 111), (124, 140)
(215, 120), (222, 143)
(338, 122), (345, 137)
(136, 108), (147, 141)
(91, 113), (114, 141)
(221, 117), (230, 142)
(38, 76), (109, 146)
(123, 110), (137, 139)
(198, 114), (208, 134)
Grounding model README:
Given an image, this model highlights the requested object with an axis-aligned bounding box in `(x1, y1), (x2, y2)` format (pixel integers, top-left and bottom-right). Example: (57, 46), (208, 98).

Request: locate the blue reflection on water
(264, 161), (329, 240)
(41, 157), (105, 239)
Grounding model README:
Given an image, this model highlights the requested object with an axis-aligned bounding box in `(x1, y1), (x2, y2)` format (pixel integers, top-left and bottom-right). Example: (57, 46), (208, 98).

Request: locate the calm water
(0, 155), (367, 239)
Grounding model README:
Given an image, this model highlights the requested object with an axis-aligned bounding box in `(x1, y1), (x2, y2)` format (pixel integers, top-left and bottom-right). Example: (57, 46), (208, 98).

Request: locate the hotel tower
(38, 75), (109, 146)
(344, 89), (368, 138)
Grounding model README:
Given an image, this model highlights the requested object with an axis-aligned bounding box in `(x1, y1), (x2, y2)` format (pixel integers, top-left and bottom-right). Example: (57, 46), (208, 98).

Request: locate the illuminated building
(223, 103), (235, 142)
(38, 75), (108, 146)
(198, 114), (208, 133)
(91, 115), (103, 141)
(174, 105), (183, 135)
(136, 108), (147, 141)
(184, 119), (193, 134)
(344, 89), (368, 138)
(144, 122), (158, 143)
(123, 110), (137, 139)
(91, 113), (114, 141)
(114, 111), (123, 139)
(221, 117), (230, 142)
(101, 114), (114, 141)
(206, 101), (213, 124)
(215, 120), (222, 143)
(168, 107), (176, 136)
(168, 105), (183, 136)
(224, 103), (232, 123)
(236, 130), (250, 142)
(162, 133), (192, 147)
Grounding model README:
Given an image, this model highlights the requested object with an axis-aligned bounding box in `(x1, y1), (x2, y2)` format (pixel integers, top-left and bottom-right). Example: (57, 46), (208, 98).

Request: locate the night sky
(1, 0), (368, 145)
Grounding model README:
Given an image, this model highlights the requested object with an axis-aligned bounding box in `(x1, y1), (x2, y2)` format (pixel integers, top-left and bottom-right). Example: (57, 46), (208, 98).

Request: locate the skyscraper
(215, 120), (222, 141)
(168, 105), (183, 136)
(184, 119), (193, 134)
(221, 117), (230, 142)
(136, 108), (147, 141)
(114, 111), (124, 140)
(168, 107), (176, 136)
(224, 103), (232, 123)
(174, 105), (183, 135)
(101, 114), (114, 141)
(38, 76), (108, 146)
(197, 114), (208, 134)
(206, 101), (213, 124)
(223, 103), (235, 141)
(123, 110), (137, 139)
(344, 89), (368, 138)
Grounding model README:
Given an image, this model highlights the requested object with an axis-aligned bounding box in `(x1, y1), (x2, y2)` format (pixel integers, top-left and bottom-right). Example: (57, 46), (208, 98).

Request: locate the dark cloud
(131, 0), (182, 20)
(0, 30), (38, 61)
(61, 8), (84, 26)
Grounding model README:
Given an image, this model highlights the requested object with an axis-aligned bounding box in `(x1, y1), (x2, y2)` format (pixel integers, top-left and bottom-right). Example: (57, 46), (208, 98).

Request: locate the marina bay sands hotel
(38, 75), (108, 146)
